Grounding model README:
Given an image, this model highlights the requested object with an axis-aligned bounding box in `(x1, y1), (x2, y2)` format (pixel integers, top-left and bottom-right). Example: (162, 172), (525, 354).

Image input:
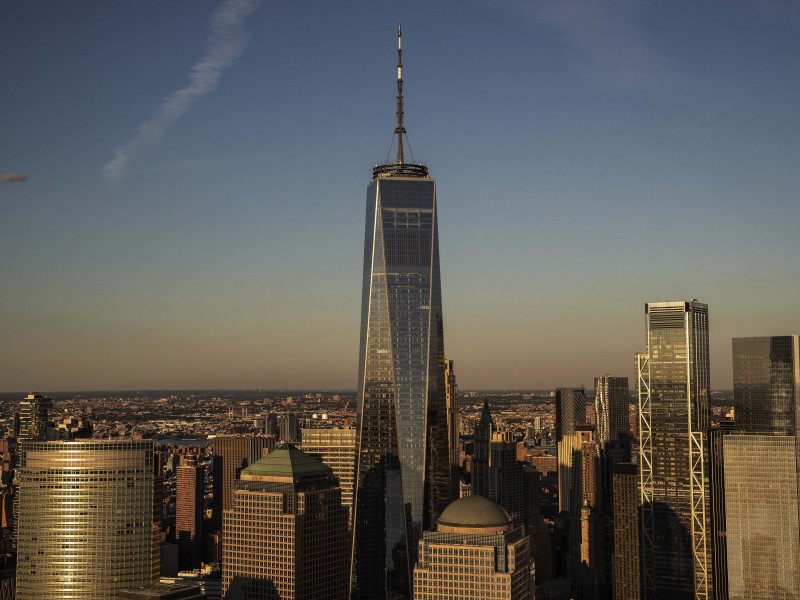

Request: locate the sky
(1, 0), (798, 392)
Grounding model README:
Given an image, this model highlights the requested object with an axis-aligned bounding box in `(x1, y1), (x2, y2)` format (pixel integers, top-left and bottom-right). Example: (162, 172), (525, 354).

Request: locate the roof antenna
(395, 24), (405, 165)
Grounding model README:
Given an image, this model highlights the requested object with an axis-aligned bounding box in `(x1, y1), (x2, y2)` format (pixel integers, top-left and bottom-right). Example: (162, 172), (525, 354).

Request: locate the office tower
(472, 402), (524, 528)
(279, 413), (300, 443)
(555, 387), (586, 513)
(523, 465), (553, 582)
(265, 414), (278, 437)
(724, 335), (800, 600)
(566, 428), (610, 599)
(611, 463), (640, 600)
(221, 445), (348, 600)
(732, 336), (799, 435)
(177, 456), (205, 570)
(723, 434), (798, 599)
(594, 375), (630, 448)
(636, 300), (712, 600)
(445, 358), (460, 496)
(18, 393), (52, 440)
(15, 440), (159, 599)
(708, 421), (733, 600)
(211, 435), (273, 530)
(413, 495), (532, 600)
(351, 27), (450, 600)
(299, 426), (356, 522)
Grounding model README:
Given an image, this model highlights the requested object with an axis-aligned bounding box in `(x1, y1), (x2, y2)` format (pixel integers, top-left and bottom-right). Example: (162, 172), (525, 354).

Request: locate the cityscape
(1, 2), (798, 600)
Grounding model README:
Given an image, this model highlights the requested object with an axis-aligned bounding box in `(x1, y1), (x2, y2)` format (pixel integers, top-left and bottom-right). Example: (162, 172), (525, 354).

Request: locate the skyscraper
(176, 456), (205, 570)
(222, 445), (348, 600)
(413, 495), (532, 600)
(445, 358), (460, 497)
(637, 300), (712, 600)
(732, 336), (799, 435)
(18, 393), (52, 441)
(593, 376), (630, 448)
(723, 434), (798, 599)
(299, 426), (356, 523)
(15, 440), (159, 599)
(611, 462), (641, 600)
(350, 27), (450, 599)
(555, 387), (587, 514)
(211, 435), (273, 530)
(724, 335), (800, 599)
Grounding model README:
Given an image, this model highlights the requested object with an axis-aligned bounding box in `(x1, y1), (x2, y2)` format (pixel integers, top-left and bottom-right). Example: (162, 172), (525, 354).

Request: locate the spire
(395, 24), (405, 165)
(372, 26), (428, 179)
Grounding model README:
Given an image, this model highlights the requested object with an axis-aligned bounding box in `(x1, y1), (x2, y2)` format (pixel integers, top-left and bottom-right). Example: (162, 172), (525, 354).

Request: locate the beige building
(15, 440), (160, 599)
(413, 495), (532, 600)
(299, 427), (355, 522)
(222, 444), (348, 600)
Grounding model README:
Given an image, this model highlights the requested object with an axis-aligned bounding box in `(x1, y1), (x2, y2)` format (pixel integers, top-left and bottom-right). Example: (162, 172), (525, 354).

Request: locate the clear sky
(1, 0), (798, 392)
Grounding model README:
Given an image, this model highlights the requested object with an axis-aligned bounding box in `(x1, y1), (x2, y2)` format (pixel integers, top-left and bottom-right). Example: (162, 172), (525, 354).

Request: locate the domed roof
(438, 495), (511, 528)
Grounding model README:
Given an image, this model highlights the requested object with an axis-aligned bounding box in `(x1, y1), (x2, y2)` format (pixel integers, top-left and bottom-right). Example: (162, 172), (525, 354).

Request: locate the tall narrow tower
(637, 300), (712, 600)
(350, 26), (450, 600)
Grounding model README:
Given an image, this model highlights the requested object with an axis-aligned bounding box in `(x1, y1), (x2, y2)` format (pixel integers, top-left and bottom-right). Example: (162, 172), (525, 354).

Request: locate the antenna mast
(395, 25), (405, 165)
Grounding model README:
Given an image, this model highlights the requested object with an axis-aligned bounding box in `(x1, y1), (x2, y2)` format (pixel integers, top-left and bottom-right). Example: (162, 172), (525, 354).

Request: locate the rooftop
(241, 443), (332, 479)
(438, 495), (511, 529)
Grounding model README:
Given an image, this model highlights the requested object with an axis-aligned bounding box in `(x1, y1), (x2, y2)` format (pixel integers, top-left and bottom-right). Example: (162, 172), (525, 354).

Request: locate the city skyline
(2, 1), (799, 392)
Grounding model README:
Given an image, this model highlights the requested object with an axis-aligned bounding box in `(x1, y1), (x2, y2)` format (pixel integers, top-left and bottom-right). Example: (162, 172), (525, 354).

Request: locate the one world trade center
(350, 26), (451, 600)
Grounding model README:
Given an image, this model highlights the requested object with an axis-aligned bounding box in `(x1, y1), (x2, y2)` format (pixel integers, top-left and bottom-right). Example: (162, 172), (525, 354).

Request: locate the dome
(438, 495), (511, 528)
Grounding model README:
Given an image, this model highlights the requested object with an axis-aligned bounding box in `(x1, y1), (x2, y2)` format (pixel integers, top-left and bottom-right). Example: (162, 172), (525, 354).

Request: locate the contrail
(103, 0), (263, 185)
(0, 172), (28, 183)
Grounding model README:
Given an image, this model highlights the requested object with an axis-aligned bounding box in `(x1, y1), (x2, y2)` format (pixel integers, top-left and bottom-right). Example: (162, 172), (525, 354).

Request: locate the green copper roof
(438, 495), (510, 528)
(241, 443), (333, 479)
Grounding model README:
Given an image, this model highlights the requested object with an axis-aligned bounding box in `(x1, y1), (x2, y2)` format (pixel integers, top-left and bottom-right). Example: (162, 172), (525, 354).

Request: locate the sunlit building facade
(637, 300), (712, 600)
(300, 426), (356, 523)
(413, 495), (532, 600)
(555, 387), (587, 514)
(222, 445), (348, 600)
(15, 440), (159, 599)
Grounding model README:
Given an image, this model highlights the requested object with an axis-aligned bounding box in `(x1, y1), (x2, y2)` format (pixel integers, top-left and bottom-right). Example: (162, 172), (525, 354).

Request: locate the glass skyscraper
(350, 27), (450, 600)
(637, 300), (712, 600)
(725, 335), (800, 599)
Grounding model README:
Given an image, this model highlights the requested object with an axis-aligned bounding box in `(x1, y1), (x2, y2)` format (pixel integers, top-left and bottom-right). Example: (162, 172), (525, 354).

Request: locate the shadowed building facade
(222, 445), (348, 600)
(636, 300), (713, 600)
(15, 440), (160, 599)
(350, 27), (450, 599)
(413, 495), (532, 600)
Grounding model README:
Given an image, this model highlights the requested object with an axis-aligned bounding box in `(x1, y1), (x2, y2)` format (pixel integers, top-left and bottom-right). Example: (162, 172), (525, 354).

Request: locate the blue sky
(1, 0), (798, 391)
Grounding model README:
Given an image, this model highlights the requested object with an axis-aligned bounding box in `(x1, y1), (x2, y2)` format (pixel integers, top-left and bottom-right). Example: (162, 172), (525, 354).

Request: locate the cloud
(0, 172), (28, 183)
(103, 0), (263, 185)
(479, 0), (675, 89)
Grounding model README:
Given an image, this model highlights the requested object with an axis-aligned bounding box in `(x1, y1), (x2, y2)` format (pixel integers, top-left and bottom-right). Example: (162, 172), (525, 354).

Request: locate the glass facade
(638, 301), (712, 600)
(732, 336), (800, 435)
(15, 440), (159, 599)
(351, 174), (450, 599)
(723, 434), (799, 599)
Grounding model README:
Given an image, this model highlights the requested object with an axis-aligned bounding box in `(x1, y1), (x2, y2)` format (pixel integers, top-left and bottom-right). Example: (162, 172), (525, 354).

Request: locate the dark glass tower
(350, 27), (450, 600)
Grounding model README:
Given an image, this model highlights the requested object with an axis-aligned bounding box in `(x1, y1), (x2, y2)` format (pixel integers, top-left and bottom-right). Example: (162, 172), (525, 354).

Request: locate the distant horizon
(2, 1), (797, 392)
